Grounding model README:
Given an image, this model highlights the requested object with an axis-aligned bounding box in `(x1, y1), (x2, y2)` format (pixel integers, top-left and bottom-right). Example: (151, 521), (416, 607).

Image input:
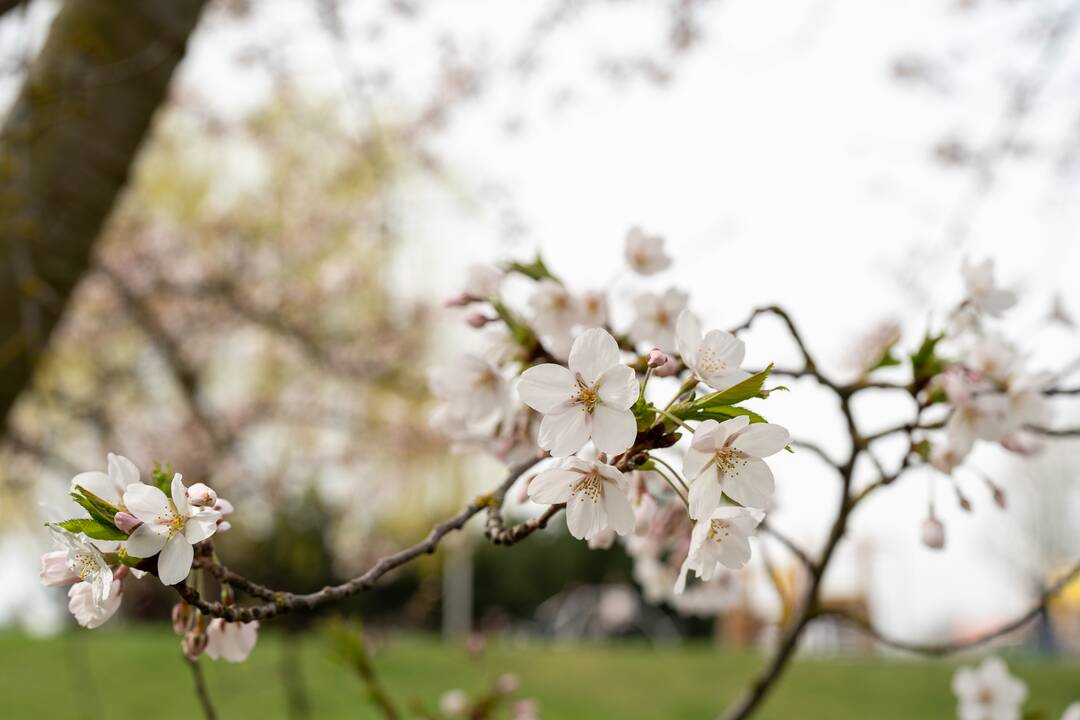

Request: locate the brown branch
(820, 557), (1080, 656)
(759, 521), (816, 574)
(485, 503), (563, 545)
(176, 457), (540, 621)
(1028, 425), (1080, 438)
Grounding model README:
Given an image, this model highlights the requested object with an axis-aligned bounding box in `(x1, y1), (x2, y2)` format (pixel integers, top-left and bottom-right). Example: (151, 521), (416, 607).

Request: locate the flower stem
(649, 454), (690, 493)
(651, 465), (689, 508)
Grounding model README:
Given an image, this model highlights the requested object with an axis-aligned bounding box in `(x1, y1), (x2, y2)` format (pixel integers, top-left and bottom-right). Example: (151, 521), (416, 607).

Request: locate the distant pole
(441, 537), (473, 638)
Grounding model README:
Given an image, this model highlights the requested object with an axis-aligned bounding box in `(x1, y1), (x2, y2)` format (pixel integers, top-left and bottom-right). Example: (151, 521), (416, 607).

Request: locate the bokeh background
(1, 0), (1079, 717)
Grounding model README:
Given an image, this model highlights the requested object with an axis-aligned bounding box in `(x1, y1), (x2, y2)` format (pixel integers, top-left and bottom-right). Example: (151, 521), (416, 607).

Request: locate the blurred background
(1, 0), (1079, 717)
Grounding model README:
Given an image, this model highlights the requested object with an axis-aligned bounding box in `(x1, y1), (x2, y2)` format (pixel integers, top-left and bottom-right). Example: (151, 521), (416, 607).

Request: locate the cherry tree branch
(818, 557), (1080, 656)
(176, 457), (540, 621)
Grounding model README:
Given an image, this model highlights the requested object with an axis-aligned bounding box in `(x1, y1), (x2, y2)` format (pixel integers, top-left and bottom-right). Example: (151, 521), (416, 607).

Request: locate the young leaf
(50, 518), (127, 542)
(72, 485), (121, 527)
(675, 405), (767, 424)
(151, 463), (174, 494)
(684, 364), (773, 411)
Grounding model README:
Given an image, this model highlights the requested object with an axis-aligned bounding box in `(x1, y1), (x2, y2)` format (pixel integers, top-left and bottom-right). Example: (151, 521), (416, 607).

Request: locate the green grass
(1, 627), (1077, 719)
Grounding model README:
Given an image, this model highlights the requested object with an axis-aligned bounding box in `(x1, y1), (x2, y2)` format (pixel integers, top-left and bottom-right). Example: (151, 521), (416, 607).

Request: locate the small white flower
(921, 512), (945, 550)
(952, 656), (1027, 720)
(528, 279), (579, 338)
(1062, 702), (1080, 720)
(187, 483), (217, 508)
(429, 354), (510, 433)
(966, 334), (1022, 386)
(930, 435), (973, 475)
(683, 415), (789, 519)
(675, 310), (751, 391)
(464, 263), (502, 299)
(440, 689), (469, 716)
(528, 456), (635, 541)
(962, 258), (1016, 318)
(675, 506), (763, 594)
(518, 328), (638, 457)
(579, 289), (608, 329)
(123, 474), (221, 586)
(205, 618), (259, 662)
(625, 227), (671, 275)
(45, 527), (114, 607)
(630, 289), (688, 351)
(40, 550), (79, 587)
(68, 578), (122, 629)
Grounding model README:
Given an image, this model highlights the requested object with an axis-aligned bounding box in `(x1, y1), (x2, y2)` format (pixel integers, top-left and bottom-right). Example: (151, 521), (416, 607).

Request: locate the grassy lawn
(1, 627), (1078, 719)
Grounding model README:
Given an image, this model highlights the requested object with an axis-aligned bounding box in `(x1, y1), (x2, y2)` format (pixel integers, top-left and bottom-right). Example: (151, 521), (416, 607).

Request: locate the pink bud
(465, 312), (491, 329)
(40, 551), (78, 587)
(214, 498), (234, 516)
(113, 511), (142, 534)
(921, 513), (945, 550)
(444, 293), (472, 308)
(647, 348), (669, 368)
(187, 483), (217, 508)
(653, 354), (679, 377)
(172, 602), (191, 635)
(182, 630), (208, 660)
(216, 520), (232, 533)
(465, 633), (486, 658)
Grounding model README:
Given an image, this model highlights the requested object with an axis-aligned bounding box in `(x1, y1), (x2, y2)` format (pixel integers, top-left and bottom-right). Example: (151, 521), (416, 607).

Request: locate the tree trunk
(0, 0), (208, 431)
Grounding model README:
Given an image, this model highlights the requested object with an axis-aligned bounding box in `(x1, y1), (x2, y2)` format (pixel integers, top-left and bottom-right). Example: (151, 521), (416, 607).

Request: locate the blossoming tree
(39, 232), (1080, 719)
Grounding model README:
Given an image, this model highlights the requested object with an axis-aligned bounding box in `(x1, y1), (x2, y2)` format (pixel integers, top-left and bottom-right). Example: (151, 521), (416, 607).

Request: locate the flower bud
(652, 354), (679, 377)
(465, 633), (486, 658)
(465, 312), (492, 329)
(214, 498), (234, 516)
(647, 348), (669, 368)
(172, 602), (192, 635)
(113, 511), (142, 534)
(921, 513), (945, 550)
(444, 293), (472, 308)
(182, 629), (208, 660)
(511, 699), (540, 720)
(187, 483), (218, 508)
(40, 550), (78, 587)
(495, 672), (520, 695)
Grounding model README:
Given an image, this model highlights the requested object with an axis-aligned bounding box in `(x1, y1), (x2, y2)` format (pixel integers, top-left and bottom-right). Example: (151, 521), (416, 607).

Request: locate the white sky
(3, 0), (1080, 641)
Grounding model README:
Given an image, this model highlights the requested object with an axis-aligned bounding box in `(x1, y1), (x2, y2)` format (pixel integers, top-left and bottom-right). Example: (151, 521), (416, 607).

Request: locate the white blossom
(205, 618), (259, 662)
(683, 415), (789, 519)
(528, 456), (635, 541)
(528, 279), (579, 338)
(952, 656), (1027, 720)
(579, 289), (608, 329)
(921, 512), (945, 550)
(68, 578), (122, 629)
(40, 550), (79, 587)
(70, 452), (140, 507)
(675, 310), (750, 391)
(123, 474), (221, 586)
(962, 258), (1016, 318)
(464, 263), (502, 299)
(518, 328), (638, 457)
(429, 354), (510, 433)
(625, 227), (671, 275)
(1062, 703), (1080, 720)
(440, 689), (469, 716)
(675, 506), (763, 593)
(630, 289), (688, 351)
(44, 527), (114, 608)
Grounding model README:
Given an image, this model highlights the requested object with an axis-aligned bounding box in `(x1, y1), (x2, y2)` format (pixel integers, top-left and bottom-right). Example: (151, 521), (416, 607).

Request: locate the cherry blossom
(43, 527), (113, 607)
(528, 456), (635, 541)
(123, 474), (222, 586)
(68, 577), (122, 629)
(675, 310), (750, 391)
(683, 415), (789, 519)
(952, 656), (1027, 720)
(70, 452), (140, 507)
(518, 328), (638, 457)
(429, 354), (510, 432)
(528, 279), (579, 338)
(962, 257), (1016, 318)
(624, 227), (671, 275)
(630, 288), (688, 351)
(579, 289), (608, 329)
(675, 505), (763, 593)
(205, 618), (260, 662)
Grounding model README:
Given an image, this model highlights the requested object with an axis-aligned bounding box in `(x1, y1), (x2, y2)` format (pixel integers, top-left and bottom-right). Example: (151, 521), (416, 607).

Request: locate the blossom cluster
(38, 453), (255, 661)
(432, 230), (790, 607)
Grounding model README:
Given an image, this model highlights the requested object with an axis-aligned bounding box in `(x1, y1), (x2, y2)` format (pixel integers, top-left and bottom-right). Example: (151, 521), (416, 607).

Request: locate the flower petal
(158, 534), (194, 586)
(538, 408), (591, 457)
(701, 329), (745, 369)
(125, 523), (168, 558)
(715, 533), (752, 569)
(701, 369), (752, 392)
(687, 470), (723, 521)
(683, 448), (714, 482)
(722, 457), (774, 509)
(184, 510), (222, 544)
(123, 484), (170, 524)
(107, 453), (141, 491)
(731, 423), (790, 458)
(568, 328), (620, 385)
(602, 485), (635, 536)
(689, 419), (723, 452)
(596, 364), (638, 410)
(517, 364), (576, 413)
(675, 310), (702, 364)
(565, 488), (605, 540)
(527, 468), (577, 504)
(171, 474), (190, 517)
(590, 405), (637, 456)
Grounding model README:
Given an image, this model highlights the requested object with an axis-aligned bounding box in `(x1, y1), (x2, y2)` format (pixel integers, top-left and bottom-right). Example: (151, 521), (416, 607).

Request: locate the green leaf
(682, 364), (773, 411)
(676, 405), (767, 424)
(71, 485), (120, 528)
(151, 463), (174, 494)
(909, 332), (944, 386)
(502, 255), (558, 283)
(631, 397), (657, 431)
(50, 518), (127, 542)
(492, 299), (537, 349)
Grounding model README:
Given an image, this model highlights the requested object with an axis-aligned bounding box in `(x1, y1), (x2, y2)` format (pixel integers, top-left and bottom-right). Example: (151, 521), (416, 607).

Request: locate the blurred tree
(0, 0), (207, 430)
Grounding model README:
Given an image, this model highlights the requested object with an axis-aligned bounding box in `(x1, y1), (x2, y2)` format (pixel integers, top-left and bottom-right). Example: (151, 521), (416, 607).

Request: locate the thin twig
(185, 656), (217, 720)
